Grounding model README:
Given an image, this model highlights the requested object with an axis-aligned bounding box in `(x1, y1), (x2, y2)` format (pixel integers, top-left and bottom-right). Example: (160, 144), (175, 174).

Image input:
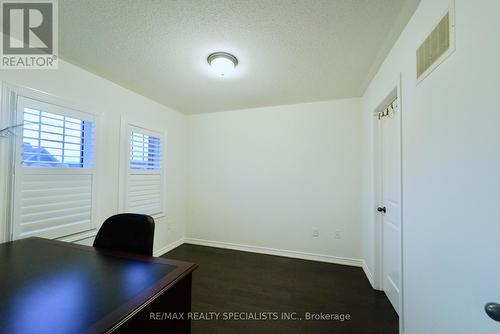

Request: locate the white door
(378, 98), (401, 314)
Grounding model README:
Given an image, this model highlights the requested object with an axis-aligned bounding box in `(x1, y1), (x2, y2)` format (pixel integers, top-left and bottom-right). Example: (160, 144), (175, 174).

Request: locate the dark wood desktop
(0, 237), (198, 334)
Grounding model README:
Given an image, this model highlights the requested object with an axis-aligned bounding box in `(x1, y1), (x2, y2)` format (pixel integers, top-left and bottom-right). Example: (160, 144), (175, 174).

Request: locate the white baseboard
(153, 238), (184, 257)
(157, 239), (378, 300)
(362, 260), (375, 288)
(183, 237), (362, 267)
(107, 235), (368, 272)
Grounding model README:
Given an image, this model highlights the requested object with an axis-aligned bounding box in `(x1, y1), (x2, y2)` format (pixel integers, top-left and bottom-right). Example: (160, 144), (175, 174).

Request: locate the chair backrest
(93, 214), (155, 256)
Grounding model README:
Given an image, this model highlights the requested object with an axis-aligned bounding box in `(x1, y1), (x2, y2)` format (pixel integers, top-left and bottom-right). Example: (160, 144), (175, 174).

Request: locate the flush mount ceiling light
(207, 52), (238, 77)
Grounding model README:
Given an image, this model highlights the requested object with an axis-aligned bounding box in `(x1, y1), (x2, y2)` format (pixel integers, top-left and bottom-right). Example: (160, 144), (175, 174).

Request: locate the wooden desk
(0, 237), (198, 334)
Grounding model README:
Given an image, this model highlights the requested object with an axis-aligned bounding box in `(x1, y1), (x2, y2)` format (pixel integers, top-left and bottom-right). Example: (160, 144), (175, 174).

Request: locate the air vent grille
(417, 12), (451, 79)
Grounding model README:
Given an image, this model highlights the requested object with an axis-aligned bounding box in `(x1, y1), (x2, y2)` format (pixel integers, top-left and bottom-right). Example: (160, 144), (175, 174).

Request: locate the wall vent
(416, 5), (455, 82)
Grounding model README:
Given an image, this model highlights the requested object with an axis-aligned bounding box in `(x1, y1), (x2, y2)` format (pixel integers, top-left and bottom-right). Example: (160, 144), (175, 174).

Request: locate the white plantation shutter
(127, 174), (162, 215)
(18, 174), (92, 237)
(22, 108), (94, 168)
(130, 131), (161, 170)
(124, 126), (164, 217)
(12, 96), (96, 240)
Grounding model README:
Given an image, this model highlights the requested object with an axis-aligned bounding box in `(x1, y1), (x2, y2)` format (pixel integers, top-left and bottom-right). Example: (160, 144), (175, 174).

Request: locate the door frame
(372, 73), (404, 332)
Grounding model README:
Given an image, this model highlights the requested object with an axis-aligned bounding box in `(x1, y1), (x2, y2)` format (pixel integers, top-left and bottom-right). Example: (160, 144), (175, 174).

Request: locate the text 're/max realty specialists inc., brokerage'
(150, 312), (352, 322)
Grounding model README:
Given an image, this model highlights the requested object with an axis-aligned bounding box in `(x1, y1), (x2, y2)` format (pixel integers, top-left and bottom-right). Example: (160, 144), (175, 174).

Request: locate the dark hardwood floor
(164, 244), (398, 334)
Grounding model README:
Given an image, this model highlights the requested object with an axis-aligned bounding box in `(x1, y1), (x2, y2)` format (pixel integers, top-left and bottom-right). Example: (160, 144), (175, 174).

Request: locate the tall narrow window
(123, 125), (164, 217)
(12, 96), (97, 240)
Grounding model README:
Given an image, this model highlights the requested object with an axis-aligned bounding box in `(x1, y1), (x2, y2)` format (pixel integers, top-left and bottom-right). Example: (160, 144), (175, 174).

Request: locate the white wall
(361, 0), (500, 333)
(186, 99), (363, 263)
(0, 59), (188, 253)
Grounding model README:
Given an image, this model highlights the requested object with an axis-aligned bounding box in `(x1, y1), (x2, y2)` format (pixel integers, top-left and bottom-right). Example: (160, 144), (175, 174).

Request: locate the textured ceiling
(59, 0), (420, 114)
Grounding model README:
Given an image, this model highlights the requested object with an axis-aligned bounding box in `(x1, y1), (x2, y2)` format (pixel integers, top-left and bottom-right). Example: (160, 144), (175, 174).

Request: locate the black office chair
(93, 213), (155, 256)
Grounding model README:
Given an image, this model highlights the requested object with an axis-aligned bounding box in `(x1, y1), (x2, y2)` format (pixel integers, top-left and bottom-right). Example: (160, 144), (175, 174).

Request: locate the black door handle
(485, 303), (500, 322)
(377, 206), (386, 213)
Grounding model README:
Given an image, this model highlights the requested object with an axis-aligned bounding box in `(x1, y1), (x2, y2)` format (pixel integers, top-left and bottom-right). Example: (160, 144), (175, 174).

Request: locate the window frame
(5, 85), (101, 241)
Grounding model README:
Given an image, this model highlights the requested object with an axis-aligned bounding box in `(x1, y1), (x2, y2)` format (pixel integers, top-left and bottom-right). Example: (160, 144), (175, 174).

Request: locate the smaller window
(130, 131), (161, 170)
(124, 126), (164, 217)
(22, 108), (94, 168)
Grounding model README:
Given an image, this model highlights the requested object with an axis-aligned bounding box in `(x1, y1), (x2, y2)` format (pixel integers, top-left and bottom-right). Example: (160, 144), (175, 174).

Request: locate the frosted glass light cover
(209, 56), (236, 76)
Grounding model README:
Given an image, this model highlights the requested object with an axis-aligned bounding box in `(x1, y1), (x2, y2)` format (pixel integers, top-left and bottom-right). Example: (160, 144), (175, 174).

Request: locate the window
(22, 108), (94, 168)
(11, 96), (97, 240)
(122, 125), (164, 217)
(130, 131), (161, 170)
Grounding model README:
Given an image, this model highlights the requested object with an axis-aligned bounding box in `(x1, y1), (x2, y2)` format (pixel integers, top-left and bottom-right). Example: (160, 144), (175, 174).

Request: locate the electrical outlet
(313, 228), (319, 237)
(334, 230), (341, 239)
